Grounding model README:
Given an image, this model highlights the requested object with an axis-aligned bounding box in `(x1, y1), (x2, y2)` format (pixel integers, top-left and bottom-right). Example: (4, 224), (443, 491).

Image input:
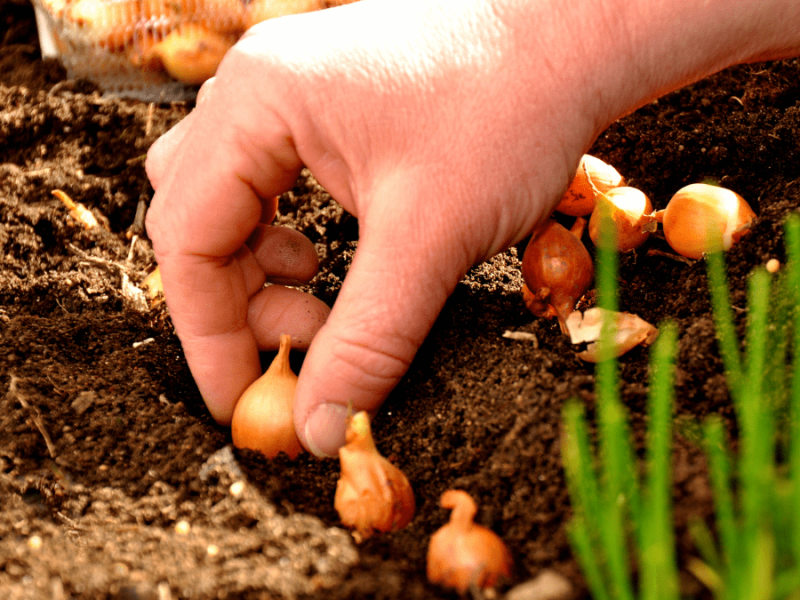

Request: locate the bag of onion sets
(32, 0), (348, 101)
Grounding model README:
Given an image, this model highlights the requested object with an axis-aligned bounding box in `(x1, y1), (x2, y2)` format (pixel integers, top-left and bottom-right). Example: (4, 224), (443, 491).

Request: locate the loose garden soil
(2, 0), (800, 597)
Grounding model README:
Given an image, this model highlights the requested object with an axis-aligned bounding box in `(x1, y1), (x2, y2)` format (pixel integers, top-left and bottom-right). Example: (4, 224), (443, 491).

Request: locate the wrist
(497, 0), (800, 142)
(590, 0), (800, 127)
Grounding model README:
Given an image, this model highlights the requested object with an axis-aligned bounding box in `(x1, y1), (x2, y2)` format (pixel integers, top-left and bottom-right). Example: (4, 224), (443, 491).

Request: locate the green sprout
(562, 212), (800, 600)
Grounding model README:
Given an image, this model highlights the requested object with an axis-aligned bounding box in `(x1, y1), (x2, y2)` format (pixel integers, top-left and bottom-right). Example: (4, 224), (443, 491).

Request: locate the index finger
(145, 65), (303, 424)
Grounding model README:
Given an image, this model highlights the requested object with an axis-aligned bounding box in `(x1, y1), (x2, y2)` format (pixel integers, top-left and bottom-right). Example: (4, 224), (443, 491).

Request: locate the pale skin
(145, 0), (800, 456)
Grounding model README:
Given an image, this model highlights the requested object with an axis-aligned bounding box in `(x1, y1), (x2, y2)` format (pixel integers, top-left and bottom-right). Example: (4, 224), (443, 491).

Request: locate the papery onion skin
(565, 307), (659, 362)
(521, 219), (594, 332)
(231, 334), (303, 459)
(659, 183), (755, 259)
(588, 187), (654, 251)
(334, 411), (415, 539)
(555, 155), (626, 217)
(427, 490), (512, 593)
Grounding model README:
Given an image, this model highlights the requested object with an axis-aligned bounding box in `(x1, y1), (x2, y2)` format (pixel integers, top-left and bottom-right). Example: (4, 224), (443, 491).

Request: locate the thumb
(294, 178), (468, 456)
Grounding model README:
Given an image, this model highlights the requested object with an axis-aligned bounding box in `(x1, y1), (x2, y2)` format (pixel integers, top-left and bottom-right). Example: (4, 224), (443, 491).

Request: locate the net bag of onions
(32, 0), (359, 100)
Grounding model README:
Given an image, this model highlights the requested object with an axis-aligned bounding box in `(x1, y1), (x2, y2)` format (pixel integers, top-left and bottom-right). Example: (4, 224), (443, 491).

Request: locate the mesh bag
(32, 0), (346, 100)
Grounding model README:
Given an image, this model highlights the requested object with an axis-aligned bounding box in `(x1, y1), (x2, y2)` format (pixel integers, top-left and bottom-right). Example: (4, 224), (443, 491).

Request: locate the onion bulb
(427, 490), (512, 593)
(143, 24), (235, 85)
(656, 183), (755, 259)
(555, 155), (626, 217)
(521, 219), (594, 333)
(588, 187), (654, 251)
(334, 411), (415, 539)
(231, 334), (303, 459)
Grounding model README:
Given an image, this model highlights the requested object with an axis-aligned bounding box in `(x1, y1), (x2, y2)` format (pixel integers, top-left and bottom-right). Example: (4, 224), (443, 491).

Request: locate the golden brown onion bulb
(555, 154), (626, 217)
(588, 187), (654, 251)
(656, 183), (755, 259)
(334, 411), (415, 539)
(231, 334), (303, 459)
(521, 219), (594, 333)
(427, 490), (512, 593)
(143, 24), (235, 85)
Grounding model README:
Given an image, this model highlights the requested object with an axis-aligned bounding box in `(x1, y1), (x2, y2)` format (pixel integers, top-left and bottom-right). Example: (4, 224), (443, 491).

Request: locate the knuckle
(328, 327), (415, 391)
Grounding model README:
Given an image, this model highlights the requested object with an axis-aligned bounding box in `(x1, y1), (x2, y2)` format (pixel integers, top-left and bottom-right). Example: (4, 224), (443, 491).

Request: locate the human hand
(146, 0), (798, 455)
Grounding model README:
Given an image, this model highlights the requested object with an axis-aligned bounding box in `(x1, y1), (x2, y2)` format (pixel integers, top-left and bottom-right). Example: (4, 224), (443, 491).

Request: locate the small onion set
(588, 186), (653, 252)
(653, 183), (756, 259)
(523, 155), (757, 357)
(521, 218), (594, 334)
(334, 410), (415, 540)
(231, 333), (304, 459)
(555, 154), (626, 217)
(427, 490), (513, 593)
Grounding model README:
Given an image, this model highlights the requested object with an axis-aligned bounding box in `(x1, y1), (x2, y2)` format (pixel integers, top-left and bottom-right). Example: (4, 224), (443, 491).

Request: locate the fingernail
(304, 403), (349, 457)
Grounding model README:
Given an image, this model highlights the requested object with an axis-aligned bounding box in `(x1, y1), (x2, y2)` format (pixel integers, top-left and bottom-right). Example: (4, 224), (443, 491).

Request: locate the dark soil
(2, 0), (800, 597)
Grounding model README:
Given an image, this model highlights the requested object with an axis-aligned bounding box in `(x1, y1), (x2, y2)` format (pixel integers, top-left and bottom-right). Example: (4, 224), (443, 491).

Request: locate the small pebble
(766, 258), (780, 273)
(174, 520), (191, 535)
(27, 535), (43, 550)
(505, 569), (573, 600)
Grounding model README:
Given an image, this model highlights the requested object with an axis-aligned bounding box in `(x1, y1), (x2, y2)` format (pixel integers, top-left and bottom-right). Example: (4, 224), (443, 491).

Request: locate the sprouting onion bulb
(231, 334), (303, 459)
(588, 187), (654, 251)
(555, 154), (626, 217)
(655, 183), (755, 259)
(521, 219), (594, 333)
(427, 490), (512, 593)
(334, 411), (415, 539)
